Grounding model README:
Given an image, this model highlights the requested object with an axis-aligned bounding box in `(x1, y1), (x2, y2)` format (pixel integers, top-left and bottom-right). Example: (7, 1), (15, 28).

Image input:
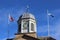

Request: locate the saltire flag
(8, 14), (14, 22)
(48, 13), (54, 17)
(47, 10), (54, 17)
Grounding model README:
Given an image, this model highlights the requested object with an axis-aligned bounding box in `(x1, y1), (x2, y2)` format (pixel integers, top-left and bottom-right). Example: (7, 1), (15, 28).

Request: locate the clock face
(23, 21), (28, 30)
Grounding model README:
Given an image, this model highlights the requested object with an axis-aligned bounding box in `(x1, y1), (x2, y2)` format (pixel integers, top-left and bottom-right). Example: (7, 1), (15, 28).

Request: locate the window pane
(23, 21), (28, 30)
(31, 23), (34, 31)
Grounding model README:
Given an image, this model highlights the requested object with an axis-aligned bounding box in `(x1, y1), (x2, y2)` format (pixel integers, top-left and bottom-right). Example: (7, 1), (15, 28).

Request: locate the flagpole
(47, 10), (50, 36)
(7, 22), (9, 39)
(7, 14), (10, 39)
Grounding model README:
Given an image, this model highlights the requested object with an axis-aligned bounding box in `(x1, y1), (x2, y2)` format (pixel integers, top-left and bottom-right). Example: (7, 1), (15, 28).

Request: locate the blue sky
(0, 0), (60, 40)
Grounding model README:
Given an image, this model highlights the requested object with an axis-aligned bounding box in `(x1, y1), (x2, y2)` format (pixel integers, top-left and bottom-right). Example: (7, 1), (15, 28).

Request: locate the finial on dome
(26, 5), (30, 13)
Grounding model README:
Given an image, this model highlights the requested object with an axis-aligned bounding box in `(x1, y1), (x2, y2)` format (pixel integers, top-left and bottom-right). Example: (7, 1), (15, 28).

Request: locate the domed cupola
(17, 12), (36, 33)
(21, 13), (35, 19)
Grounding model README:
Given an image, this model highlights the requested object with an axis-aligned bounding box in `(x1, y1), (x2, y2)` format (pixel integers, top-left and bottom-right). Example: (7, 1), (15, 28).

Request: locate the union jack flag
(8, 14), (14, 22)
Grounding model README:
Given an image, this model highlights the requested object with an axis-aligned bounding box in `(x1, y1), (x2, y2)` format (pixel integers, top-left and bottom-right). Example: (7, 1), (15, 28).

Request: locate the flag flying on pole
(47, 10), (54, 36)
(8, 14), (14, 22)
(48, 13), (54, 17)
(7, 14), (14, 38)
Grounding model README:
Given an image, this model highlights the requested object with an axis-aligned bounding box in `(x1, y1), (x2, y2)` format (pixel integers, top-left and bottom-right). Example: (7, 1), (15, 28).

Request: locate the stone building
(14, 13), (37, 40)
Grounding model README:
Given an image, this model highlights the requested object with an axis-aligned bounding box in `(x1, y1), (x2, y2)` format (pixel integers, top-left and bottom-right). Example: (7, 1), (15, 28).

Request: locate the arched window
(23, 21), (29, 33)
(23, 21), (28, 30)
(31, 23), (34, 31)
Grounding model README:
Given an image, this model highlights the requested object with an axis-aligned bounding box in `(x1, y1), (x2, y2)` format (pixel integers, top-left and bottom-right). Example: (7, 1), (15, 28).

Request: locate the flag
(47, 10), (54, 17)
(8, 14), (14, 22)
(48, 13), (54, 17)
